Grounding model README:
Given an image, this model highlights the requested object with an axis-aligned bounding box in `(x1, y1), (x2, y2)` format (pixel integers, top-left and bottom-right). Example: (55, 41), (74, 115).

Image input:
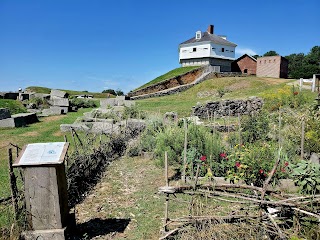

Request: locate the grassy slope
(26, 86), (113, 98)
(137, 76), (297, 116)
(133, 66), (200, 91)
(0, 99), (27, 114)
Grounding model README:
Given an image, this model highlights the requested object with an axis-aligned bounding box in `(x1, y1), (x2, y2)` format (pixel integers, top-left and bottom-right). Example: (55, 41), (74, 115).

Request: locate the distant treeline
(253, 46), (320, 79)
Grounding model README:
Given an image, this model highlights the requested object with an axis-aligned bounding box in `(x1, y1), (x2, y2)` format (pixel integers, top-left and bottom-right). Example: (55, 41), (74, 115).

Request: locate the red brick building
(231, 54), (257, 75)
(256, 56), (288, 78)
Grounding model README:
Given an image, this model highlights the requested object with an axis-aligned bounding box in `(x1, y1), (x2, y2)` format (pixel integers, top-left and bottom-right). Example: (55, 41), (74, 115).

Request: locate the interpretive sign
(13, 142), (69, 166)
(13, 142), (70, 239)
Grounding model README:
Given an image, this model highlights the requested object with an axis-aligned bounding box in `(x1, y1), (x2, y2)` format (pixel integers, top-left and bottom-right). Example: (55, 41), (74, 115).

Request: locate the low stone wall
(192, 97), (263, 118)
(128, 67), (204, 97)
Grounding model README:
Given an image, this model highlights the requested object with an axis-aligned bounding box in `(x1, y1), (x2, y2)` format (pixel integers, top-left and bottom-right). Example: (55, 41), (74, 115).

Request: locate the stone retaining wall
(192, 97), (263, 118)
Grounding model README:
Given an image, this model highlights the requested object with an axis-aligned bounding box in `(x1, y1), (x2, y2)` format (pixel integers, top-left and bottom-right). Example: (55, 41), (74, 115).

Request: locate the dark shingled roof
(180, 31), (237, 47)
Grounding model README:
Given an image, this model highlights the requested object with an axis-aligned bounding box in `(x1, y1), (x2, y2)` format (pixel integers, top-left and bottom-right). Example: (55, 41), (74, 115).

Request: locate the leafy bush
(262, 86), (308, 111)
(241, 111), (270, 143)
(291, 160), (320, 194)
(123, 105), (146, 119)
(69, 98), (97, 108)
(226, 144), (291, 186)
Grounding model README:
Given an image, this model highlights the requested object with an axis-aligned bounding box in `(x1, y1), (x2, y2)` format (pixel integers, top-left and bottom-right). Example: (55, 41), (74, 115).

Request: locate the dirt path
(74, 155), (166, 240)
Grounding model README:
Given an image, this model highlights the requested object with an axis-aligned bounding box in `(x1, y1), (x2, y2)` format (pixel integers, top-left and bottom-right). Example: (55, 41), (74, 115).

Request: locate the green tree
(263, 50), (279, 56)
(252, 54), (260, 59)
(115, 89), (124, 96)
(102, 89), (116, 95)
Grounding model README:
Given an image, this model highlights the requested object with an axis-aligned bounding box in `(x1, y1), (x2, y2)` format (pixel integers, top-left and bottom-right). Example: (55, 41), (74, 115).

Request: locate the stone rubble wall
(192, 97), (263, 118)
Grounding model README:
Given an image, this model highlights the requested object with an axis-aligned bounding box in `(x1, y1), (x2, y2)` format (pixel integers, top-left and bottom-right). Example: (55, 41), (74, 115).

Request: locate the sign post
(13, 142), (70, 240)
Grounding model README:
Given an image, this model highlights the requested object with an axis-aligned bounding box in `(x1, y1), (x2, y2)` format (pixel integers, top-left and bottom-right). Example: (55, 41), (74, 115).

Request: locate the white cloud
(236, 47), (258, 57)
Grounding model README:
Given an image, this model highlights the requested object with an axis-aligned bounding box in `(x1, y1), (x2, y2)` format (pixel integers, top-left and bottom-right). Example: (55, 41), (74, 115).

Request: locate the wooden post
(301, 119), (305, 159)
(165, 152), (169, 187)
(238, 113), (242, 147)
(183, 119), (187, 182)
(64, 135), (67, 143)
(227, 109), (230, 134)
(278, 110), (281, 149)
(8, 148), (19, 220)
(164, 151), (169, 232)
(207, 110), (210, 122)
(213, 112), (216, 134)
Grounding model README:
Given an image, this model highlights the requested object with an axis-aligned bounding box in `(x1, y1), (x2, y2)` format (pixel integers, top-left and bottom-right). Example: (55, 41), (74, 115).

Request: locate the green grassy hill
(26, 86), (113, 98)
(137, 76), (307, 116)
(133, 66), (200, 91)
(0, 99), (27, 114)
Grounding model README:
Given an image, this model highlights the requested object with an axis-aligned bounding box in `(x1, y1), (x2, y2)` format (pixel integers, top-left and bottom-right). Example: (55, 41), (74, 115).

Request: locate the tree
(285, 53), (305, 79)
(252, 54), (260, 59)
(102, 89), (116, 95)
(115, 89), (124, 96)
(263, 50), (279, 57)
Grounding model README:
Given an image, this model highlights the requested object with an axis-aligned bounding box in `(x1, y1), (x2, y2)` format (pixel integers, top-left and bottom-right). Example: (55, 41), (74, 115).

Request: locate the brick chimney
(207, 25), (214, 34)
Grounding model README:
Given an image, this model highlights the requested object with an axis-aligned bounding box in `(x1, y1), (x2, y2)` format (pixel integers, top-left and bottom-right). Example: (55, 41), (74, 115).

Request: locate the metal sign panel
(13, 142), (69, 166)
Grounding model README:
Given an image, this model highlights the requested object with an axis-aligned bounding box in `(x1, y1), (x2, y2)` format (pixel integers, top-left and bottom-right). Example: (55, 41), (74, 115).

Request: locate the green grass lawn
(137, 76), (297, 116)
(133, 66), (200, 91)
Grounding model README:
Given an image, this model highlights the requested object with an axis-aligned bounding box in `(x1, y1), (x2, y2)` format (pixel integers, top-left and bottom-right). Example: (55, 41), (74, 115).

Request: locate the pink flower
(259, 169), (264, 174)
(235, 162), (241, 168)
(284, 161), (289, 167)
(220, 152), (227, 158)
(281, 168), (286, 173)
(293, 91), (299, 95)
(200, 155), (207, 162)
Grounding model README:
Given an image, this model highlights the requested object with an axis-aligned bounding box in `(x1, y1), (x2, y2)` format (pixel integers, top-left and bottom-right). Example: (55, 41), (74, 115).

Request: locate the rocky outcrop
(192, 97), (263, 118)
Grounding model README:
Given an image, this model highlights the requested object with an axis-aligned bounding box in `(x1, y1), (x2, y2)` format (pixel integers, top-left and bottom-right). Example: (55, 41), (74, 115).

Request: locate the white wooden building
(179, 25), (237, 72)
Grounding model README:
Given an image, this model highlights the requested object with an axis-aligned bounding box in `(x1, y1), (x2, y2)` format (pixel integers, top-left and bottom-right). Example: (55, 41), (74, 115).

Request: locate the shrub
(291, 160), (320, 194)
(226, 143), (291, 186)
(123, 105), (146, 119)
(262, 85), (309, 111)
(241, 111), (270, 143)
(69, 98), (97, 108)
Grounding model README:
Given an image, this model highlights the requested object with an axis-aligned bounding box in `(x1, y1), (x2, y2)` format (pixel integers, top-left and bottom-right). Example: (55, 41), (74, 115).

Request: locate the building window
(221, 48), (225, 52)
(193, 48), (196, 52)
(269, 60), (271, 63)
(231, 50), (234, 52)
(274, 59), (276, 62)
(264, 60), (266, 63)
(260, 61), (261, 64)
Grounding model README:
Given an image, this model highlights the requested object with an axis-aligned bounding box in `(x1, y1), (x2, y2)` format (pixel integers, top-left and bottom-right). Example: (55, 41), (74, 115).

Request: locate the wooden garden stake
(64, 135), (67, 143)
(183, 119), (188, 182)
(8, 148), (19, 220)
(213, 112), (216, 134)
(238, 113), (242, 147)
(164, 151), (169, 232)
(207, 109), (210, 122)
(278, 110), (282, 149)
(227, 109), (231, 134)
(301, 119), (305, 159)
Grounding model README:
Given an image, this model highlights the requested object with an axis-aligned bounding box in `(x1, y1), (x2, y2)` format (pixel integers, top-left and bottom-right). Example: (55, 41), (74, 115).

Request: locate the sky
(0, 0), (319, 94)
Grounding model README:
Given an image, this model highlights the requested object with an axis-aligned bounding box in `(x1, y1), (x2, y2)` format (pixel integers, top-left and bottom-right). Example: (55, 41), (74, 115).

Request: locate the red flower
(259, 169), (264, 174)
(281, 168), (286, 173)
(235, 162), (241, 168)
(220, 152), (227, 158)
(200, 155), (206, 162)
(284, 161), (289, 167)
(293, 91), (299, 95)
